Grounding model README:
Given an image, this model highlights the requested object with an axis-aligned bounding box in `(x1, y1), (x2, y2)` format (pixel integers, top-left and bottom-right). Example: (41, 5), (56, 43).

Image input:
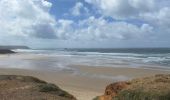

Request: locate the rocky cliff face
(95, 74), (170, 100)
(0, 75), (76, 100)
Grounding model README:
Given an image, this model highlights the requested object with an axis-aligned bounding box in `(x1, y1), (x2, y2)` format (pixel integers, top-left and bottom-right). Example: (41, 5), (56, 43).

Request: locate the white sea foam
(12, 49), (170, 69)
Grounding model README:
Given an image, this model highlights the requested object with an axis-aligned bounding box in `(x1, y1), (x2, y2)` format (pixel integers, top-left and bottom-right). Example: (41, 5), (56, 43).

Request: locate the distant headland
(0, 45), (30, 50)
(0, 45), (30, 54)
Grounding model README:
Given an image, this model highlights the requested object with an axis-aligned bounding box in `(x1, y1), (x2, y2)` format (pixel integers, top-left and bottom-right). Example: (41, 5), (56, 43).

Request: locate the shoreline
(0, 66), (170, 100)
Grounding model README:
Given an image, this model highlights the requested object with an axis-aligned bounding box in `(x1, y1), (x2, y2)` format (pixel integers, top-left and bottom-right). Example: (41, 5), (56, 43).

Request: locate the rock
(105, 82), (129, 96)
(0, 49), (15, 54)
(97, 82), (129, 100)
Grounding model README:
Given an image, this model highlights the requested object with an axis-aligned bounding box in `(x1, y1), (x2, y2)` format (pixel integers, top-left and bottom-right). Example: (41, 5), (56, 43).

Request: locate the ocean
(14, 48), (170, 69)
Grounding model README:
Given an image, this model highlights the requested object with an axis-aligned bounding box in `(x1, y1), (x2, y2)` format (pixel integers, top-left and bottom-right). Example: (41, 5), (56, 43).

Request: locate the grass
(0, 75), (47, 83)
(38, 83), (74, 98)
(38, 83), (60, 92)
(93, 89), (170, 100)
(113, 89), (170, 100)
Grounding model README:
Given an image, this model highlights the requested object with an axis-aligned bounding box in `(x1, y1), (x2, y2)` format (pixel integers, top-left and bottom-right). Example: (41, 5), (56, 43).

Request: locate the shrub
(38, 83), (59, 92)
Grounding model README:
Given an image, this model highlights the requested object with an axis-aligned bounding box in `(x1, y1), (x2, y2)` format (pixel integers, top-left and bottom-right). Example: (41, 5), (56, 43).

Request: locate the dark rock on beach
(0, 49), (15, 54)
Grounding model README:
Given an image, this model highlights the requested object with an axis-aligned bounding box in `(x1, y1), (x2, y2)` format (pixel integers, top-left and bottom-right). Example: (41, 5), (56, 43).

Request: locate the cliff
(0, 45), (30, 54)
(94, 74), (170, 100)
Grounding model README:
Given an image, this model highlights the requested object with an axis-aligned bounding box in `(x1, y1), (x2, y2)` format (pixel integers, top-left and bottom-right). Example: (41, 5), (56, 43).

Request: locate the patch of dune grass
(38, 83), (59, 92)
(113, 89), (170, 100)
(38, 83), (74, 98)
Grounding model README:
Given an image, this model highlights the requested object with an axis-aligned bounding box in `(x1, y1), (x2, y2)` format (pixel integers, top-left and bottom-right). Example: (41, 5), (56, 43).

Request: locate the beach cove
(0, 52), (170, 100)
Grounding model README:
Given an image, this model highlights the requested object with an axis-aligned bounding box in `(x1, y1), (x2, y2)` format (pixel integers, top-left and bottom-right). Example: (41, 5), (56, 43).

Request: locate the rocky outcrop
(95, 74), (170, 100)
(0, 49), (15, 54)
(95, 81), (129, 100)
(100, 82), (129, 100)
(0, 75), (76, 100)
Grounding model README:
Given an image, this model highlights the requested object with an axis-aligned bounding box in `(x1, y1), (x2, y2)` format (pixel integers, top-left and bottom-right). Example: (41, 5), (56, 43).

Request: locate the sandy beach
(0, 66), (170, 100)
(1, 0), (170, 99)
(0, 53), (170, 100)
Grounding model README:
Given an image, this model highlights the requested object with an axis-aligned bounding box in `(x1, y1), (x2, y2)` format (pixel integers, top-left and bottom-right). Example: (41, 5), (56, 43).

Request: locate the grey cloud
(31, 24), (57, 39)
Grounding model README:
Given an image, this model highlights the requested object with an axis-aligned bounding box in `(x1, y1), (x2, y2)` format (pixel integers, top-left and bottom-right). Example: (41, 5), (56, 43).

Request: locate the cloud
(70, 2), (89, 16)
(0, 0), (161, 40)
(81, 0), (170, 44)
(73, 16), (153, 40)
(84, 0), (170, 30)
(56, 19), (74, 39)
(141, 7), (170, 41)
(85, 0), (155, 19)
(141, 7), (170, 29)
(0, 0), (57, 39)
(0, 0), (169, 47)
(0, 0), (154, 41)
(53, 16), (153, 41)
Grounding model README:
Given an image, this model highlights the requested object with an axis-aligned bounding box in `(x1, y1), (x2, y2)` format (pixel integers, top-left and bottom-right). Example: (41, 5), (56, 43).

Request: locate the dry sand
(0, 66), (170, 100)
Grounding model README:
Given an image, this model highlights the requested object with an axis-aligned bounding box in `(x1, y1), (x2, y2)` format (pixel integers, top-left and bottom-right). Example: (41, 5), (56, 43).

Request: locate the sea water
(14, 48), (170, 69)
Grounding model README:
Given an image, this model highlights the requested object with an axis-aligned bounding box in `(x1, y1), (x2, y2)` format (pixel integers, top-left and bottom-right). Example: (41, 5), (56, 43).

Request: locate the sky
(0, 0), (170, 48)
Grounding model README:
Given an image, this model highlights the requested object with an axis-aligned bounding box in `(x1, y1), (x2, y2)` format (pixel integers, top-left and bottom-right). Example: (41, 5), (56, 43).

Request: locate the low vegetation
(95, 74), (170, 100)
(0, 75), (76, 100)
(113, 89), (170, 100)
(38, 83), (60, 92)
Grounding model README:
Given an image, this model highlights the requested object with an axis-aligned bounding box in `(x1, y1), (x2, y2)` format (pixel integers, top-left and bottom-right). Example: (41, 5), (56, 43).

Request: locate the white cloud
(56, 16), (153, 41)
(0, 0), (56, 38)
(84, 0), (169, 32)
(85, 0), (155, 19)
(71, 2), (89, 16)
(0, 0), (169, 47)
(76, 16), (153, 40)
(56, 19), (74, 39)
(41, 0), (52, 9)
(81, 0), (170, 44)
